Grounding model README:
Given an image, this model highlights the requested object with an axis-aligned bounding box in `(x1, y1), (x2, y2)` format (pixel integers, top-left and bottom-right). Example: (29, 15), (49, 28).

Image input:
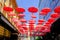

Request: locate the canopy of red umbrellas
(3, 6), (60, 36)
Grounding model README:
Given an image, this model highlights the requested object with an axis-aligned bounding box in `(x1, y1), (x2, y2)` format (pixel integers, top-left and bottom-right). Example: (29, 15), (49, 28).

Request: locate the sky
(16, 0), (60, 24)
(16, 0), (39, 24)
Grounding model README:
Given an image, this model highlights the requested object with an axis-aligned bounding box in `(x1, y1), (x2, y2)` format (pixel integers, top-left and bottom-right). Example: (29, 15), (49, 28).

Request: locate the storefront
(0, 12), (18, 40)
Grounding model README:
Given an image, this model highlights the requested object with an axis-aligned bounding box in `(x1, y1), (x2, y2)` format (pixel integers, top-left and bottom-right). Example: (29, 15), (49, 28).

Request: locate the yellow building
(0, 0), (19, 31)
(0, 0), (19, 40)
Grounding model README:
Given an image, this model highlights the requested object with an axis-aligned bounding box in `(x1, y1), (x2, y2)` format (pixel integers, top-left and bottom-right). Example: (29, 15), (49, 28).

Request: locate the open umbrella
(15, 7), (25, 13)
(51, 13), (59, 18)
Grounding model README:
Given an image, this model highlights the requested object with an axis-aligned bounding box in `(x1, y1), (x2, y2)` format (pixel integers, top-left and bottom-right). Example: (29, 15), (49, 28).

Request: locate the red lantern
(54, 6), (60, 13)
(28, 7), (38, 13)
(51, 13), (59, 18)
(3, 6), (13, 12)
(18, 14), (25, 17)
(15, 7), (25, 13)
(41, 7), (51, 13)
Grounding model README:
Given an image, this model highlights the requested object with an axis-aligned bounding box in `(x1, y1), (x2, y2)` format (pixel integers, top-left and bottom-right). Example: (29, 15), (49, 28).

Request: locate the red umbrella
(19, 28), (25, 34)
(48, 18), (55, 24)
(45, 22), (51, 24)
(20, 19), (27, 23)
(21, 24), (28, 30)
(8, 12), (16, 17)
(15, 7), (25, 13)
(54, 6), (60, 13)
(18, 14), (25, 17)
(39, 11), (47, 15)
(31, 15), (36, 18)
(40, 26), (47, 32)
(29, 20), (36, 24)
(38, 19), (45, 22)
(44, 22), (51, 26)
(41, 7), (51, 13)
(3, 6), (13, 12)
(42, 29), (50, 33)
(34, 32), (46, 36)
(35, 25), (41, 32)
(38, 19), (45, 25)
(12, 18), (19, 23)
(51, 13), (59, 18)
(29, 24), (34, 32)
(22, 27), (28, 30)
(28, 7), (38, 13)
(16, 22), (21, 28)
